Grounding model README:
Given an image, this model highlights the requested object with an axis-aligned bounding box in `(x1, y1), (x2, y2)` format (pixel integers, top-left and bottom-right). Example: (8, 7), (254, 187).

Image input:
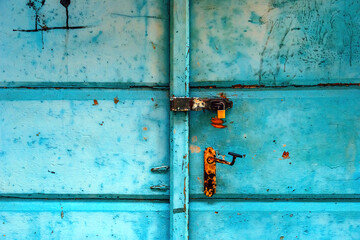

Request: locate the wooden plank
(0, 0), (169, 86)
(0, 89), (169, 197)
(189, 88), (360, 198)
(190, 201), (360, 239)
(170, 0), (190, 238)
(0, 200), (169, 239)
(190, 0), (360, 86)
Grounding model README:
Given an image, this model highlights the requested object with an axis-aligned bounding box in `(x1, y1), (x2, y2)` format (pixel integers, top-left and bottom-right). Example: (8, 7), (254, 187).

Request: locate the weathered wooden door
(186, 0), (360, 239)
(2, 0), (360, 239)
(0, 0), (171, 239)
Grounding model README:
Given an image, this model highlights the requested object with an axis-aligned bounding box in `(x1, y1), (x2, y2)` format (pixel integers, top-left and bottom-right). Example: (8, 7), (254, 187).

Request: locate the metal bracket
(204, 147), (244, 197)
(170, 97), (233, 112)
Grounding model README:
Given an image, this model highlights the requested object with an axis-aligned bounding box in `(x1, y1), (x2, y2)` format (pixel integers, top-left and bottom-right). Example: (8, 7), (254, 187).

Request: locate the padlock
(217, 109), (225, 119)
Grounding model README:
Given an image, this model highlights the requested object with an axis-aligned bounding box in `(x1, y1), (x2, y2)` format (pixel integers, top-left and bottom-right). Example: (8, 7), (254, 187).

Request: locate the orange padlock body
(217, 110), (225, 119)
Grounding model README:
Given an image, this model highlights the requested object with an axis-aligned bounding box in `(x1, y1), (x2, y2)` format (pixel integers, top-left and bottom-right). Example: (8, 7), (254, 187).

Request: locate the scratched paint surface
(0, 89), (169, 196)
(190, 0), (360, 86)
(0, 0), (169, 85)
(190, 202), (360, 239)
(189, 89), (360, 197)
(0, 200), (169, 239)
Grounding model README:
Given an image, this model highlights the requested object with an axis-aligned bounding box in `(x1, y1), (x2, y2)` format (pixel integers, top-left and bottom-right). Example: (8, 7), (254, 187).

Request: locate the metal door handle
(204, 147), (244, 197)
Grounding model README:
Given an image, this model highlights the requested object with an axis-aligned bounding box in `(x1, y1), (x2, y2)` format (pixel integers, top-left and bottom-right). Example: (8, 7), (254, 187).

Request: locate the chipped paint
(282, 151), (290, 159)
(190, 145), (201, 153)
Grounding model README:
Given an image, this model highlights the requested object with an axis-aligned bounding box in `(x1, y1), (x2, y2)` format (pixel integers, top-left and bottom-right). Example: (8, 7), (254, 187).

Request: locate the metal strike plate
(170, 97), (233, 112)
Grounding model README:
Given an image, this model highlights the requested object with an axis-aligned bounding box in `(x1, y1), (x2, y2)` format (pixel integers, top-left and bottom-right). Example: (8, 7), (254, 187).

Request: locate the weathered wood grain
(190, 201), (360, 240)
(190, 0), (360, 86)
(0, 89), (169, 197)
(0, 200), (169, 239)
(189, 88), (360, 197)
(0, 0), (169, 86)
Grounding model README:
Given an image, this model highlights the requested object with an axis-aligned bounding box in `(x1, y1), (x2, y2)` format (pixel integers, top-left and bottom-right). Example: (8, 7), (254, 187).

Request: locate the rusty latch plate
(170, 97), (233, 112)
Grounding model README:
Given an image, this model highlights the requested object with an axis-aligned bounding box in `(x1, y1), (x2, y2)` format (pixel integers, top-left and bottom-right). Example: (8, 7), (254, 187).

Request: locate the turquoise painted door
(0, 0), (171, 239)
(1, 0), (360, 240)
(188, 0), (360, 239)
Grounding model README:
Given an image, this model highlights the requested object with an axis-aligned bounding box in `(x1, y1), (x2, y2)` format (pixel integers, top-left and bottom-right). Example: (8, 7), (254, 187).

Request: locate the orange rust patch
(282, 151), (290, 159)
(151, 42), (156, 49)
(280, 237), (284, 240)
(93, 99), (98, 105)
(211, 123), (227, 129)
(114, 97), (119, 104)
(214, 211), (218, 214)
(143, 127), (148, 131)
(151, 98), (154, 101)
(190, 145), (201, 153)
(183, 154), (187, 159)
(143, 137), (147, 141)
(211, 117), (224, 124)
(283, 144), (286, 147)
(204, 147), (217, 197)
(191, 136), (198, 143)
(218, 92), (227, 99)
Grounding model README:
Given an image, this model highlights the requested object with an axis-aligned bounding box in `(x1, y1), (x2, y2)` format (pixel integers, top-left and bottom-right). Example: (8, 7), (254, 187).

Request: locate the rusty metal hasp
(170, 97), (232, 118)
(204, 147), (244, 197)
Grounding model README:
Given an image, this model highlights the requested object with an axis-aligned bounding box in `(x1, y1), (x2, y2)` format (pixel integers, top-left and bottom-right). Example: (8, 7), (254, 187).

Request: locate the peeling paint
(190, 145), (201, 153)
(282, 151), (290, 159)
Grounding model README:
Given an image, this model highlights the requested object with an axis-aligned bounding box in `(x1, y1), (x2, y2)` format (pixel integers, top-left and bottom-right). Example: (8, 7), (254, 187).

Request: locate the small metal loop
(150, 185), (169, 191)
(151, 166), (170, 173)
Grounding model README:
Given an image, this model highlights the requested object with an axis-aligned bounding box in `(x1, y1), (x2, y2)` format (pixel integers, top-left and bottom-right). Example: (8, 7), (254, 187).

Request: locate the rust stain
(218, 92), (227, 99)
(114, 97), (119, 104)
(143, 137), (147, 141)
(280, 236), (285, 240)
(61, 207), (64, 219)
(143, 127), (148, 131)
(36, 132), (40, 136)
(183, 154), (187, 159)
(190, 145), (201, 153)
(151, 42), (156, 49)
(283, 144), (286, 147)
(99, 121), (104, 126)
(214, 211), (218, 214)
(151, 98), (154, 101)
(282, 151), (290, 159)
(191, 136), (198, 142)
(197, 177), (202, 184)
(93, 99), (98, 105)
(204, 147), (217, 197)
